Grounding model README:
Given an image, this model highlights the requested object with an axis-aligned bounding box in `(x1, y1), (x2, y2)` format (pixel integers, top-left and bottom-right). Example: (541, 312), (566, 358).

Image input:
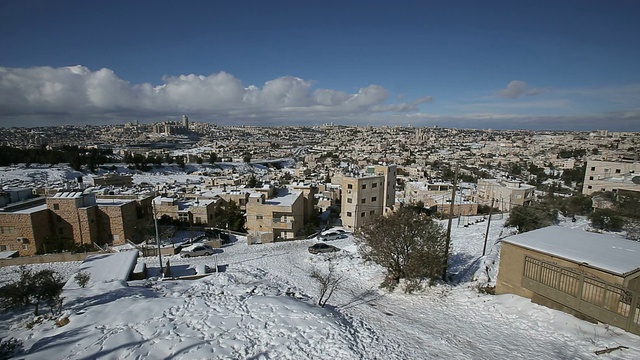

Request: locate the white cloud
(0, 66), (433, 126)
(498, 80), (543, 99)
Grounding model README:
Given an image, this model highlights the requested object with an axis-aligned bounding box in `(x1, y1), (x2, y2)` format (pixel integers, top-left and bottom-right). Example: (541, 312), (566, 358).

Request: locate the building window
(372, 183), (377, 188)
(256, 215), (263, 220)
(615, 169), (621, 174)
(589, 176), (594, 180)
(587, 185), (593, 189)
(370, 210), (375, 215)
(347, 184), (353, 189)
(0, 226), (13, 234)
(362, 184), (367, 190)
(347, 198), (353, 203)
(361, 212), (365, 217)
(195, 217), (202, 224)
(22, 244), (28, 250)
(371, 196), (377, 202)
(53, 203), (60, 210)
(0, 245), (7, 251)
(347, 212), (352, 217)
(591, 167), (595, 171)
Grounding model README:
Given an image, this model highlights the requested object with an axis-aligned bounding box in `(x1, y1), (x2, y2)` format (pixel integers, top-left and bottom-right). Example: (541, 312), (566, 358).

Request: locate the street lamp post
(153, 201), (164, 276)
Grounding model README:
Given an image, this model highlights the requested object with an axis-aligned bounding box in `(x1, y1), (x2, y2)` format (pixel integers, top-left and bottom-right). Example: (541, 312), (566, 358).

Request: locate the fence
(522, 256), (640, 335)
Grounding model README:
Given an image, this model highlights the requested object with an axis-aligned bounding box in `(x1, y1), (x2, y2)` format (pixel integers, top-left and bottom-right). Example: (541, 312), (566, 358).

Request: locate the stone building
(0, 191), (152, 256)
(476, 178), (535, 212)
(339, 164), (397, 230)
(245, 186), (308, 243)
(582, 159), (640, 196)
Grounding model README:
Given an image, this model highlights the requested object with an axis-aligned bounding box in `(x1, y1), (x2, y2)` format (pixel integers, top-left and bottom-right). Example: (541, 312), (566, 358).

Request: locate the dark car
(308, 243), (339, 254)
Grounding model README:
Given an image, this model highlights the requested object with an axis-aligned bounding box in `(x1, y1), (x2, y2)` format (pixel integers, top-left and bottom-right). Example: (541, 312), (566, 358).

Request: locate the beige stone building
(340, 164), (397, 230)
(1, 191), (153, 256)
(245, 187), (306, 242)
(582, 159), (640, 196)
(426, 193), (478, 216)
(0, 199), (50, 256)
(152, 196), (223, 226)
(90, 174), (133, 187)
(476, 178), (535, 211)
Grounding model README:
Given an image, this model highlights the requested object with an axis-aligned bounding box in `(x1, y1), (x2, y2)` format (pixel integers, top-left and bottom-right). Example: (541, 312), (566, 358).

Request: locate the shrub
(74, 271), (91, 288)
(355, 207), (447, 292)
(589, 209), (624, 231)
(505, 205), (558, 233)
(0, 267), (65, 316)
(0, 337), (23, 360)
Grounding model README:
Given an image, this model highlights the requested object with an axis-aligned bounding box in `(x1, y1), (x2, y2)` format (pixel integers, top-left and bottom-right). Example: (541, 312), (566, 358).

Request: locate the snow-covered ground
(2, 216), (639, 359)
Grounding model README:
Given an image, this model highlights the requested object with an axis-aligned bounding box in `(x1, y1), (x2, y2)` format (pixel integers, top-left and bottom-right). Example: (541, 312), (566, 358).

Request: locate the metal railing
(522, 256), (640, 335)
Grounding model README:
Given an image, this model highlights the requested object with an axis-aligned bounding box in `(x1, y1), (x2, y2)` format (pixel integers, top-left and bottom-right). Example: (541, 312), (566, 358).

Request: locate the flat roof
(264, 189), (301, 207)
(502, 226), (640, 276)
(10, 203), (48, 214)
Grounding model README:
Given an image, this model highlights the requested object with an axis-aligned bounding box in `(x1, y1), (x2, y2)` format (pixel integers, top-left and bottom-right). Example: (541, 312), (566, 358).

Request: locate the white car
(319, 231), (342, 241)
(180, 244), (215, 258)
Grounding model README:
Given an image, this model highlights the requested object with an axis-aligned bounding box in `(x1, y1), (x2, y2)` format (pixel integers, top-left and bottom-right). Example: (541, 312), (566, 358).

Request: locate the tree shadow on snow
(27, 324), (92, 354)
(64, 285), (159, 311)
(337, 288), (384, 310)
(447, 252), (481, 284)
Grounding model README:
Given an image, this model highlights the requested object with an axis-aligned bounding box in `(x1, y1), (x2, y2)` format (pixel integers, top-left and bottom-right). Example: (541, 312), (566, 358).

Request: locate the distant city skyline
(1, 0), (639, 131)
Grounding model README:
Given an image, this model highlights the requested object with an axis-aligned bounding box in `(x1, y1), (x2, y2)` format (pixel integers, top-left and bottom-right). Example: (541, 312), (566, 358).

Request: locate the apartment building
(1, 191), (151, 256)
(404, 181), (453, 204)
(582, 159), (640, 196)
(152, 196), (223, 226)
(476, 178), (535, 212)
(245, 187), (305, 242)
(90, 174), (133, 187)
(340, 164), (397, 230)
(0, 199), (50, 256)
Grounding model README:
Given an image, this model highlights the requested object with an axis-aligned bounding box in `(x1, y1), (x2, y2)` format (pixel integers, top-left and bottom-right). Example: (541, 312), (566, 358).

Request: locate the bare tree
(355, 207), (447, 292)
(310, 259), (344, 308)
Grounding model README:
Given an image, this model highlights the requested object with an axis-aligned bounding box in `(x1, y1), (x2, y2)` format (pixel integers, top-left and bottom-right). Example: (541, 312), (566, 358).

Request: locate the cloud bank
(0, 66), (429, 127)
(1, 67), (638, 131)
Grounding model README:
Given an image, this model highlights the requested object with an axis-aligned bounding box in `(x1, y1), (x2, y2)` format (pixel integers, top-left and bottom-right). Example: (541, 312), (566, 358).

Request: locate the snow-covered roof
(0, 250), (19, 259)
(502, 226), (640, 276)
(9, 203), (48, 214)
(64, 250), (139, 289)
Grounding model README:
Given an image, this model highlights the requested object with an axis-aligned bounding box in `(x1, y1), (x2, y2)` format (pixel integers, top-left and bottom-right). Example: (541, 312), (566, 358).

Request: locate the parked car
(319, 231), (342, 241)
(308, 243), (339, 254)
(180, 244), (215, 258)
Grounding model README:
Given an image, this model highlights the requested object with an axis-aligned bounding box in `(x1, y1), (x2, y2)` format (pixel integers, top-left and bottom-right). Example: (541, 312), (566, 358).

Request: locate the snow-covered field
(2, 216), (639, 359)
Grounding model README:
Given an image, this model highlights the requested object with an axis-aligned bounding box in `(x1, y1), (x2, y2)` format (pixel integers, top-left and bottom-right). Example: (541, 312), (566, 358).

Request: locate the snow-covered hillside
(1, 216), (639, 359)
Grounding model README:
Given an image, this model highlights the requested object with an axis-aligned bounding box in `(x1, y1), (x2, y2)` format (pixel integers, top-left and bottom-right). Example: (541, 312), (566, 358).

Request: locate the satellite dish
(632, 176), (640, 185)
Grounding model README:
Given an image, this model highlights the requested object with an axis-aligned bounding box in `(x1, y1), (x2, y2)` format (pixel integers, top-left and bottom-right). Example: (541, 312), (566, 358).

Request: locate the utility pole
(482, 198), (495, 256)
(153, 201), (164, 276)
(442, 163), (458, 281)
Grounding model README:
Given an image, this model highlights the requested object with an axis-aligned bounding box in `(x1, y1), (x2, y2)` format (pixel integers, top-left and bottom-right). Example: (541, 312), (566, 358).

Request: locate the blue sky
(1, 0), (639, 131)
